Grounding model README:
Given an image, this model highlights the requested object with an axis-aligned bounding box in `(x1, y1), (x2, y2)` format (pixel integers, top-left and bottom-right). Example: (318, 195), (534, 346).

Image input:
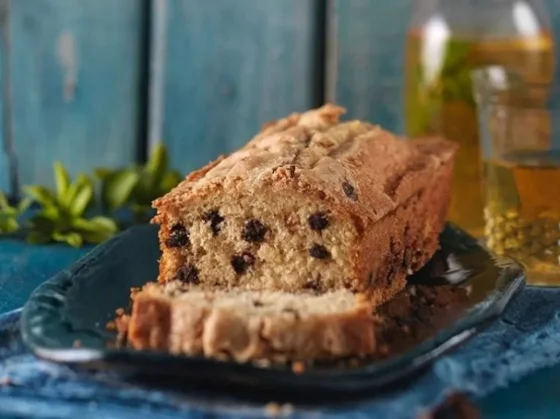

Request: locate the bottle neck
(411, 0), (550, 39)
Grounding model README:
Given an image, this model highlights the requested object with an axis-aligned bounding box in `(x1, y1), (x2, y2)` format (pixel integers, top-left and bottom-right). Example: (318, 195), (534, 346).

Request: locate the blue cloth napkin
(1, 287), (560, 419)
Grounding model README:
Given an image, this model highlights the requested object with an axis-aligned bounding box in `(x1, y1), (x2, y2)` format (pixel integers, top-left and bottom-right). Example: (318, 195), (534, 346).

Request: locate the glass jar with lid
(404, 0), (555, 237)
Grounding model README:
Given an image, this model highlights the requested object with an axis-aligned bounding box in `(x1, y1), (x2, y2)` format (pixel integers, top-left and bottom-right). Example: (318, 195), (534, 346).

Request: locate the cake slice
(127, 282), (378, 362)
(152, 104), (458, 304)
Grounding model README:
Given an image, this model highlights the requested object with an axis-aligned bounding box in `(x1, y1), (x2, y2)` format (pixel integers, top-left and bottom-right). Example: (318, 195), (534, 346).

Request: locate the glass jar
(404, 0), (556, 237)
(473, 66), (560, 285)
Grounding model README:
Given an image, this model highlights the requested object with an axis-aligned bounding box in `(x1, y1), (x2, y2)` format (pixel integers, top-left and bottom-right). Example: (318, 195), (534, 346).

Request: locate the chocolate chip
(203, 209), (224, 235)
(344, 282), (359, 293)
(304, 278), (321, 291)
(308, 212), (329, 231)
(231, 252), (256, 274)
(289, 165), (296, 177)
(165, 223), (190, 248)
(309, 244), (330, 259)
(242, 219), (267, 243)
(342, 181), (358, 201)
(253, 300), (264, 307)
(176, 265), (199, 284)
(318, 191), (326, 200)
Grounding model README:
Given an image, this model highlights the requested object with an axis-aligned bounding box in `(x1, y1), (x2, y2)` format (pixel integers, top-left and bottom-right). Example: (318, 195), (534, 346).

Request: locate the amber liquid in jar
(404, 31), (555, 237)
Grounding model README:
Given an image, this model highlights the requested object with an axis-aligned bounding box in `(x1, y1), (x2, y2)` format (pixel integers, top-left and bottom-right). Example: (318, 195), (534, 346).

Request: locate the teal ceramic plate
(21, 223), (525, 394)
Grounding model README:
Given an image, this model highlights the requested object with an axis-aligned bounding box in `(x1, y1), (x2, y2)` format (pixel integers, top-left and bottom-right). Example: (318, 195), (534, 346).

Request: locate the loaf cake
(152, 104), (458, 303)
(128, 281), (378, 362)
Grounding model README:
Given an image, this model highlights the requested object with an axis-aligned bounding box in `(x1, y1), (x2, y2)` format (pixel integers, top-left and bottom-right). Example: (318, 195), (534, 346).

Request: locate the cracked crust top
(152, 104), (457, 226)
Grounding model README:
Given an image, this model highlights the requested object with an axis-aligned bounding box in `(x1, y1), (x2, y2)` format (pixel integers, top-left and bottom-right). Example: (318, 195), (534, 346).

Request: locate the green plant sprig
(3, 143), (183, 248)
(0, 192), (31, 234)
(24, 162), (118, 247)
(95, 143), (182, 223)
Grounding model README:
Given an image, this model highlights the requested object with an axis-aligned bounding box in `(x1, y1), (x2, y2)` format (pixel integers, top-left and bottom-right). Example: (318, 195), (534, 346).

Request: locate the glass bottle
(404, 0), (556, 237)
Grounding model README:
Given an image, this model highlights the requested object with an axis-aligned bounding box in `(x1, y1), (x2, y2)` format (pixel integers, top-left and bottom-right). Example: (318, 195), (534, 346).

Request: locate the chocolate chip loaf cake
(153, 104), (457, 303)
(128, 281), (378, 362)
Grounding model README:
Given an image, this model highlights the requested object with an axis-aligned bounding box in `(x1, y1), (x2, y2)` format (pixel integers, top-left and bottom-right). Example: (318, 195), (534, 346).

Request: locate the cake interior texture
(128, 282), (377, 362)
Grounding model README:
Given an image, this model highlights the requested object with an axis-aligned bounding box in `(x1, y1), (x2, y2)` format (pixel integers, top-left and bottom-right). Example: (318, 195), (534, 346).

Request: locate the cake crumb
(130, 287), (141, 299)
(73, 340), (82, 348)
(377, 344), (390, 356)
(291, 361), (305, 374)
(115, 314), (130, 335)
(106, 320), (116, 331)
(0, 376), (11, 386)
(115, 308), (125, 316)
(265, 402), (294, 417)
(254, 359), (272, 368)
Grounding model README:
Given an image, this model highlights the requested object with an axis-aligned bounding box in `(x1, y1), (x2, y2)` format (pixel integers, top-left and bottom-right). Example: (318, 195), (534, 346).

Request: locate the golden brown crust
(355, 154), (455, 300)
(128, 286), (378, 362)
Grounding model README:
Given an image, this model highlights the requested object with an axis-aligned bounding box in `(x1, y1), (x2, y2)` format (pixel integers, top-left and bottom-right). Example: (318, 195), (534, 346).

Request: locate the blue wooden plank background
(7, 0), (146, 191)
(327, 0), (410, 134)
(0, 0), (14, 194)
(1, 0), (560, 184)
(151, 0), (323, 173)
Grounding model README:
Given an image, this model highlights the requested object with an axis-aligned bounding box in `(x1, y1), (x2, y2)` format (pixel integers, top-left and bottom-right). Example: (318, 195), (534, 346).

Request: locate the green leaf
(73, 216), (118, 234)
(70, 184), (93, 217)
(28, 207), (60, 232)
(0, 206), (18, 217)
(101, 169), (139, 211)
(145, 143), (168, 188)
(93, 167), (113, 180)
(0, 217), (19, 233)
(26, 230), (52, 245)
(63, 173), (91, 209)
(0, 191), (9, 209)
(36, 206), (61, 221)
(53, 161), (71, 203)
(132, 174), (153, 206)
(23, 185), (56, 207)
(88, 216), (118, 232)
(52, 231), (83, 248)
(159, 170), (182, 194)
(17, 197), (33, 214)
(80, 229), (115, 244)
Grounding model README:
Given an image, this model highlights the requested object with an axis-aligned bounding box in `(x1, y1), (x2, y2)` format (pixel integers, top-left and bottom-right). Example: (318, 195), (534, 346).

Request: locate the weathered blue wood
(8, 0), (146, 190)
(152, 0), (322, 173)
(0, 0), (14, 194)
(327, 0), (410, 134)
